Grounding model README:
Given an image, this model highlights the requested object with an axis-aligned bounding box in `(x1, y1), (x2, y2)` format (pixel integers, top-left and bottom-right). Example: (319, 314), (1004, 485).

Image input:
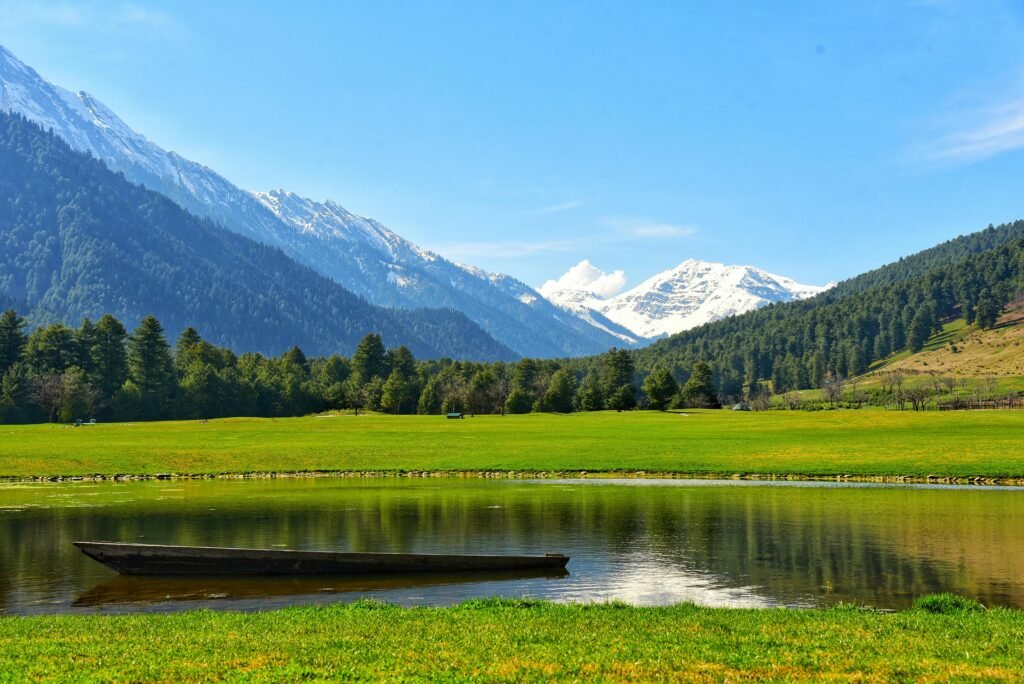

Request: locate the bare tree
(749, 391), (772, 411)
(80, 383), (106, 419)
(879, 369), (908, 410)
(782, 391), (801, 410)
(822, 376), (845, 407)
(971, 377), (999, 406)
(905, 385), (935, 412)
(843, 379), (869, 408)
(31, 373), (64, 423)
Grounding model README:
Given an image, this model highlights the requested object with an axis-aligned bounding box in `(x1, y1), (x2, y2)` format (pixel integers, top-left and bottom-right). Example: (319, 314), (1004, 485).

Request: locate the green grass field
(1, 597), (1021, 682)
(1, 409), (1023, 480)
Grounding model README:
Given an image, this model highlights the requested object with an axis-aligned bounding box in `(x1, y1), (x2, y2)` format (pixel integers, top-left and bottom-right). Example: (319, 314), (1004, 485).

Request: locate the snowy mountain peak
(541, 258), (827, 339)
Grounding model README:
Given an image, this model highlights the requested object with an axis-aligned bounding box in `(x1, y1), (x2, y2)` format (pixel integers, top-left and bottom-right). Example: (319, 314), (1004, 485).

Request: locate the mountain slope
(252, 190), (632, 356)
(0, 111), (516, 360)
(0, 45), (625, 358)
(542, 259), (826, 339)
(629, 221), (1024, 395)
(878, 300), (1024, 377)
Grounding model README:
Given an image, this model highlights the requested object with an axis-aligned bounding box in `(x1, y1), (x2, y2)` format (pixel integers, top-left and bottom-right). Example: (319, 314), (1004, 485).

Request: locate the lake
(1, 477), (1021, 615)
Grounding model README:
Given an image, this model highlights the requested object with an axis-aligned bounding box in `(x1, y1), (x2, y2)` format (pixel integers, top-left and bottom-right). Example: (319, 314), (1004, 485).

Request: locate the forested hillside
(632, 229), (1024, 396)
(2, 230), (1022, 424)
(824, 221), (1024, 299)
(0, 112), (514, 361)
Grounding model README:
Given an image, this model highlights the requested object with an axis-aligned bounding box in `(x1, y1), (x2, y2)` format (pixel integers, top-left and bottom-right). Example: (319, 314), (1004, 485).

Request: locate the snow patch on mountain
(541, 258), (827, 339)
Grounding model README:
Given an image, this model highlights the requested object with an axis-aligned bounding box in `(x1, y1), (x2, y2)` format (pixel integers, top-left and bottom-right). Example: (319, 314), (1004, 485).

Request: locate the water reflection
(74, 568), (570, 610)
(1, 478), (1022, 614)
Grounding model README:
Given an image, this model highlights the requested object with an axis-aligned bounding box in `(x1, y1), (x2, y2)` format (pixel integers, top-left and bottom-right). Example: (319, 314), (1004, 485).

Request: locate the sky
(2, 1), (1024, 293)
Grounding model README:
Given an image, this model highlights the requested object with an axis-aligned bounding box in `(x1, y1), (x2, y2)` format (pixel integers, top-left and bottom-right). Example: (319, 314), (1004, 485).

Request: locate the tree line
(0, 311), (722, 424)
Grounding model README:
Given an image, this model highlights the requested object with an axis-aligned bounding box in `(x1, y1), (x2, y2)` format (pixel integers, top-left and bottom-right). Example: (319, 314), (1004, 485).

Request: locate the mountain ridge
(0, 110), (516, 360)
(0, 45), (625, 358)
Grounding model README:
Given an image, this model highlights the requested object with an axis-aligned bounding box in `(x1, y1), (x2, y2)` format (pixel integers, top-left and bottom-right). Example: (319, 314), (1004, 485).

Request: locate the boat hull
(74, 542), (570, 576)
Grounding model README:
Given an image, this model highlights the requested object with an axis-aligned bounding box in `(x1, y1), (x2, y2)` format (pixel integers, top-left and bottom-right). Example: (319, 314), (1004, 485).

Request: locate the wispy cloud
(513, 200), (584, 217)
(604, 216), (698, 239)
(0, 1), (88, 27)
(434, 239), (578, 260)
(0, 1), (185, 37)
(925, 98), (1024, 164)
(113, 3), (184, 32)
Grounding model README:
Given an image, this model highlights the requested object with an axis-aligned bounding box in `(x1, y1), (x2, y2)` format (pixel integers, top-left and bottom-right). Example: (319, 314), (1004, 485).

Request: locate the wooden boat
(73, 541), (570, 576)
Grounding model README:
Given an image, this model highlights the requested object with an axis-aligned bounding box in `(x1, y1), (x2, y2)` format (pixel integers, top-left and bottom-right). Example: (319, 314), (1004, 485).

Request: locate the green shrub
(912, 594), (986, 614)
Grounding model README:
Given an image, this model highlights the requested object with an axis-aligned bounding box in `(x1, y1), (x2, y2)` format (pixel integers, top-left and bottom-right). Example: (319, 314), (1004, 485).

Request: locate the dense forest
(0, 111), (515, 362)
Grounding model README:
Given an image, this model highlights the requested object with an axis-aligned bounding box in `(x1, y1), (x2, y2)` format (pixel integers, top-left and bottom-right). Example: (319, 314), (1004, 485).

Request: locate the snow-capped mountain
(0, 45), (626, 358)
(542, 259), (827, 339)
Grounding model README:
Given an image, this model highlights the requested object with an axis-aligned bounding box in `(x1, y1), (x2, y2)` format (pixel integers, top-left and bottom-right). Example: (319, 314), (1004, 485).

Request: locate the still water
(1, 477), (1021, 615)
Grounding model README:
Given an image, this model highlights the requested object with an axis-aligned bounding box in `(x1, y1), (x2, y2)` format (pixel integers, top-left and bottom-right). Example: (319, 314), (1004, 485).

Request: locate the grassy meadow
(1, 597), (1022, 682)
(1, 408), (1023, 480)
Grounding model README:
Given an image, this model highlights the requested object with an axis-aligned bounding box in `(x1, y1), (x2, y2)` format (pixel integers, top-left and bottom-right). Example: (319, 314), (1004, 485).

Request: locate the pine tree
(386, 346), (416, 379)
(0, 310), (27, 376)
(606, 384), (637, 411)
(907, 307), (933, 353)
(601, 348), (636, 409)
(541, 369), (577, 413)
(575, 372), (604, 412)
(417, 378), (442, 415)
(975, 289), (999, 329)
(642, 367), (678, 411)
(174, 327), (203, 372)
(351, 334), (388, 384)
(678, 362), (718, 408)
(91, 314), (129, 402)
(381, 368), (410, 414)
(0, 361), (29, 422)
(504, 387), (533, 414)
(25, 324), (79, 373)
(128, 315), (176, 419)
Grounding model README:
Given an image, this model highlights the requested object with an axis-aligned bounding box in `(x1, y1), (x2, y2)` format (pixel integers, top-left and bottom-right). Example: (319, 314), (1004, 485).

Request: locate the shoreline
(4, 469), (1023, 486)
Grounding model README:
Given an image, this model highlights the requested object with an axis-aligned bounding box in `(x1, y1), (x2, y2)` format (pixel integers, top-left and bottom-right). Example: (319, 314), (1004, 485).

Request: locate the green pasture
(1, 409), (1022, 480)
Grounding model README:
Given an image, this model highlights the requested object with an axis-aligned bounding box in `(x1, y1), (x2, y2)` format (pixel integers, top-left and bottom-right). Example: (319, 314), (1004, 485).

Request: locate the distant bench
(446, 413), (464, 420)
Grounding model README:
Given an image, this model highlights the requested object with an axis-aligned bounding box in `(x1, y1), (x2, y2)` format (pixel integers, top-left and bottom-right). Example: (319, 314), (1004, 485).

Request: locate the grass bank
(1, 597), (1021, 681)
(2, 409), (1023, 481)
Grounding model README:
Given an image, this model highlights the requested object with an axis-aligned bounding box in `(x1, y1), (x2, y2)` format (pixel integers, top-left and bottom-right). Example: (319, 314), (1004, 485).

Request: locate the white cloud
(927, 98), (1024, 164)
(539, 260), (627, 299)
(604, 216), (698, 239)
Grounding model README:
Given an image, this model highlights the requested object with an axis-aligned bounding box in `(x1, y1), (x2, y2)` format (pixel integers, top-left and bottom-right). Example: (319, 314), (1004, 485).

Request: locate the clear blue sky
(3, 1), (1024, 290)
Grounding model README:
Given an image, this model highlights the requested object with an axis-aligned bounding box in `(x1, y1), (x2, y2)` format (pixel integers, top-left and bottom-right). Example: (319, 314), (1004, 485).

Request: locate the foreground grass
(1, 598), (1021, 682)
(2, 409), (1024, 480)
